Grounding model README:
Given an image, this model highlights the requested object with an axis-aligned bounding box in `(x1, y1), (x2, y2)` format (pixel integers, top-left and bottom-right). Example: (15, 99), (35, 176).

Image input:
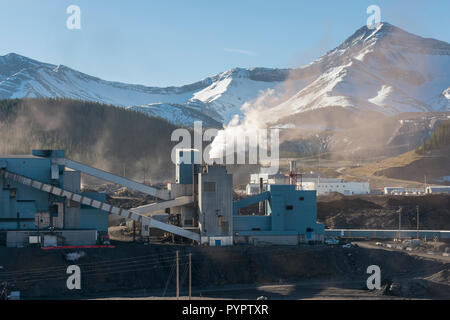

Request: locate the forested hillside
(417, 120), (450, 153)
(0, 98), (182, 181)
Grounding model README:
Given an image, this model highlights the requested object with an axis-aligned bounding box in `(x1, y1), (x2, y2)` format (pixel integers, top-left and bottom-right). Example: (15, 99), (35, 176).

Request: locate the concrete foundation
(201, 236), (233, 246)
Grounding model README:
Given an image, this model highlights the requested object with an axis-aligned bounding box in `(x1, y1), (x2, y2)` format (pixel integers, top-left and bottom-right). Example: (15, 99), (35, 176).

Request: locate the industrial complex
(1, 149), (449, 248)
(0, 149), (325, 247)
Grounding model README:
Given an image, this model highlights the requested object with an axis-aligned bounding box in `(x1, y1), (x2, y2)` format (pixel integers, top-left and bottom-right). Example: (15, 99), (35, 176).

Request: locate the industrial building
(250, 173), (285, 185)
(301, 178), (370, 196)
(171, 150), (324, 245)
(0, 149), (325, 247)
(246, 184), (261, 195)
(247, 171), (370, 196)
(425, 186), (450, 194)
(0, 149), (199, 247)
(234, 185), (324, 245)
(384, 187), (425, 195)
(0, 151), (107, 247)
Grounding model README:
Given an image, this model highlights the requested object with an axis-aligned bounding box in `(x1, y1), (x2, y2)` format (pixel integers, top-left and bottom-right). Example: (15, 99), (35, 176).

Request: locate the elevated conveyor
(131, 196), (193, 215)
(52, 158), (171, 200)
(1, 169), (200, 242)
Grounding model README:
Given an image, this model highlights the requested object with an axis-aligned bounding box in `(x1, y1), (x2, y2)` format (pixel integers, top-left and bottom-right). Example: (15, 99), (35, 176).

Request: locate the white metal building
(246, 184), (261, 195)
(383, 187), (425, 195)
(425, 186), (450, 194)
(301, 178), (370, 196)
(250, 173), (285, 185)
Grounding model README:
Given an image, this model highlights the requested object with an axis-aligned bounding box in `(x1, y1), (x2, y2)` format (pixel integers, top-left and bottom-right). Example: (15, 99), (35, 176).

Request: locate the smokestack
(289, 160), (296, 185)
(290, 160), (296, 172)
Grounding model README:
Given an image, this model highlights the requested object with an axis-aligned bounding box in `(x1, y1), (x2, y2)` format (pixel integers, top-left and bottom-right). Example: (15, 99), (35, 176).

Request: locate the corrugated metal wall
(198, 165), (233, 237)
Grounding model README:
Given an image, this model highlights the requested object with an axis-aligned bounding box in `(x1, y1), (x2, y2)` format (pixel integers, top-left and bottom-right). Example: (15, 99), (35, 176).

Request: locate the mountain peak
(338, 22), (407, 49)
(0, 22), (448, 125)
(332, 21), (450, 57)
(4, 52), (24, 58)
(0, 52), (54, 70)
(2, 52), (36, 63)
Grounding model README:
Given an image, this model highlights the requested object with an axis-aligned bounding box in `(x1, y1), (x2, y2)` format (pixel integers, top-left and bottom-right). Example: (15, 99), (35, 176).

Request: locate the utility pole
(176, 250), (179, 299)
(189, 252), (192, 300)
(416, 205), (420, 239)
(259, 177), (264, 215)
(398, 206), (402, 240)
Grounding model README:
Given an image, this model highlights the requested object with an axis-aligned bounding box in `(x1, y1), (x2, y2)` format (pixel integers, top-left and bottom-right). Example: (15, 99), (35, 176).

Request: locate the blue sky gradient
(0, 0), (448, 86)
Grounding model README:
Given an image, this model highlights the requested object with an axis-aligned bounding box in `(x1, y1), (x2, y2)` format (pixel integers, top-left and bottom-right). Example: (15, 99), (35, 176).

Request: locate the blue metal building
(232, 185), (325, 245)
(0, 150), (107, 233)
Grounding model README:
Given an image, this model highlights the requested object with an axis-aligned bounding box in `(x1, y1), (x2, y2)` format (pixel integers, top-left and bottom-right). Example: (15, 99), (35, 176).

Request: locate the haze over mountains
(274, 22), (450, 117)
(0, 53), (288, 126)
(0, 22), (448, 128)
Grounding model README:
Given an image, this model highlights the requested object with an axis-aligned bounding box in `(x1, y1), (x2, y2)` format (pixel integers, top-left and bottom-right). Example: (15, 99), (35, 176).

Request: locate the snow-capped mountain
(127, 103), (222, 128)
(271, 22), (450, 122)
(126, 68), (290, 126)
(0, 52), (287, 126)
(0, 22), (448, 128)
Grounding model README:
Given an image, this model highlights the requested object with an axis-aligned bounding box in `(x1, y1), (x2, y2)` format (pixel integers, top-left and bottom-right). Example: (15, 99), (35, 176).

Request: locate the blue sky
(0, 0), (448, 87)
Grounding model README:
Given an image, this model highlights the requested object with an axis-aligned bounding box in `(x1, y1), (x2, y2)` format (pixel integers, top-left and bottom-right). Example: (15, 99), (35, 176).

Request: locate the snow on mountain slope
(0, 53), (287, 124)
(429, 87), (450, 111)
(270, 22), (450, 120)
(0, 23), (448, 129)
(188, 68), (289, 122)
(127, 103), (221, 128)
(0, 54), (202, 106)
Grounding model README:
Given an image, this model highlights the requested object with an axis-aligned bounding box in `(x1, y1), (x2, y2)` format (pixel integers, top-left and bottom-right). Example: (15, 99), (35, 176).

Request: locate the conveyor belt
(131, 196), (193, 215)
(52, 158), (171, 200)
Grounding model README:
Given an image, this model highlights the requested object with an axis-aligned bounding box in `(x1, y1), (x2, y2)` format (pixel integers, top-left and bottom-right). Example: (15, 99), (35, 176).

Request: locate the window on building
(217, 215), (222, 227)
(299, 197), (304, 201)
(204, 181), (216, 192)
(286, 205), (293, 210)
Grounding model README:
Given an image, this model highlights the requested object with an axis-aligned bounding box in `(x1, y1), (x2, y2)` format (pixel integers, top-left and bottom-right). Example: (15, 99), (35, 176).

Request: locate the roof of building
(0, 155), (43, 159)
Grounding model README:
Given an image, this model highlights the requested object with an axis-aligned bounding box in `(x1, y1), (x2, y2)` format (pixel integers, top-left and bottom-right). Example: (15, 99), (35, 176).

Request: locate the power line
(0, 257), (186, 283)
(0, 250), (190, 276)
(162, 262), (175, 297)
(1, 247), (324, 286)
(3, 245), (300, 278)
(176, 250), (179, 299)
(3, 261), (189, 286)
(1, 246), (309, 279)
(179, 263), (189, 292)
